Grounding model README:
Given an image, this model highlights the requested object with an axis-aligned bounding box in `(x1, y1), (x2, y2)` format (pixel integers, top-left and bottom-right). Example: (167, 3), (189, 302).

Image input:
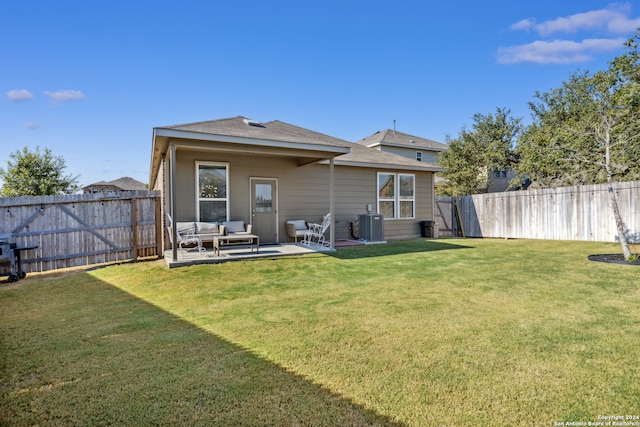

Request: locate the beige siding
(379, 146), (441, 164)
(170, 149), (435, 242)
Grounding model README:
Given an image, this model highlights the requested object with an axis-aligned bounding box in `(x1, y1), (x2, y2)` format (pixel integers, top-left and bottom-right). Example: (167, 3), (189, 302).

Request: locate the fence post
(131, 197), (139, 261)
(155, 195), (163, 257)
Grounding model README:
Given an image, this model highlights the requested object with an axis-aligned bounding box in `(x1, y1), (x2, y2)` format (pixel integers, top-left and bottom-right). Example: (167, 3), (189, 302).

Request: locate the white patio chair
(302, 213), (331, 247)
(167, 215), (205, 253)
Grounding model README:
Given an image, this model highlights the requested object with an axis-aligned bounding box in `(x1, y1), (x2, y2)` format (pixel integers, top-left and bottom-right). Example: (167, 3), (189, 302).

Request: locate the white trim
(398, 173), (416, 220)
(377, 172), (416, 220)
(377, 172), (395, 219)
(195, 161), (230, 222)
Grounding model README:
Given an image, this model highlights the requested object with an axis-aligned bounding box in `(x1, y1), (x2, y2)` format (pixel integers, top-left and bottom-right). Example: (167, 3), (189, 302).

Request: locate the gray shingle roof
(150, 117), (445, 184)
(356, 129), (448, 152)
(83, 177), (146, 191)
(160, 116), (351, 148)
(332, 143), (442, 172)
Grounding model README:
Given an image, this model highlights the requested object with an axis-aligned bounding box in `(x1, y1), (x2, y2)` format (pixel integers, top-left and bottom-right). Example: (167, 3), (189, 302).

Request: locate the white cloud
(513, 3), (640, 36)
(7, 89), (35, 102)
(499, 3), (638, 64)
(510, 18), (536, 32)
(25, 122), (40, 129)
(44, 89), (86, 102)
(497, 38), (626, 64)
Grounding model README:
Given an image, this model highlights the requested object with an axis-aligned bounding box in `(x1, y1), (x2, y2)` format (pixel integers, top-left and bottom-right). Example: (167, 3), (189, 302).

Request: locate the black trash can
(419, 220), (434, 238)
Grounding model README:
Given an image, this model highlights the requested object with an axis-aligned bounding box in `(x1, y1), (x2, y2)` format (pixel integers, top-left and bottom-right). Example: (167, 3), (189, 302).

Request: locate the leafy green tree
(0, 146), (80, 196)
(437, 108), (522, 196)
(515, 33), (640, 260)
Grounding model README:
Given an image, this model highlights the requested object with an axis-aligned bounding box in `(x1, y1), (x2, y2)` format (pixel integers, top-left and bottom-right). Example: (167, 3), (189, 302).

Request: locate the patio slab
(164, 243), (335, 268)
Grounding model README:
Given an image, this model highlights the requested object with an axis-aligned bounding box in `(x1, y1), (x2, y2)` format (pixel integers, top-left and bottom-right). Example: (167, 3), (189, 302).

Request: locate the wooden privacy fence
(457, 181), (640, 243)
(0, 191), (161, 275)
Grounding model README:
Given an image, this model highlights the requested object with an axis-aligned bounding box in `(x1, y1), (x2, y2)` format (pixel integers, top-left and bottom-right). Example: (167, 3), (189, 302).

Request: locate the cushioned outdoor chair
(286, 220), (309, 242)
(302, 213), (331, 247)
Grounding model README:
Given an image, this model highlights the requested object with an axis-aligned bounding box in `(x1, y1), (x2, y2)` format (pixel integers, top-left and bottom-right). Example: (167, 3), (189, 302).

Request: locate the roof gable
(83, 177), (146, 191)
(356, 129), (448, 152)
(161, 116), (350, 148)
(330, 143), (443, 172)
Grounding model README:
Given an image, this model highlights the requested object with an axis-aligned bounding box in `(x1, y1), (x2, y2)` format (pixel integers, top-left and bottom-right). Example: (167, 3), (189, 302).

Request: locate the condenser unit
(358, 214), (384, 242)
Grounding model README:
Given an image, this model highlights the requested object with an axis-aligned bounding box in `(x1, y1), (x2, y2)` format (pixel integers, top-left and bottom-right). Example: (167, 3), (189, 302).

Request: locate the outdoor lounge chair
(302, 213), (331, 247)
(286, 220), (309, 242)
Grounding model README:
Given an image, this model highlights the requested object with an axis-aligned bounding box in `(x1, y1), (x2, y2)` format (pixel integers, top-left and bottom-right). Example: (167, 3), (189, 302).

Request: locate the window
(493, 168), (507, 178)
(196, 162), (229, 222)
(416, 151), (422, 162)
(377, 172), (415, 219)
(254, 183), (273, 213)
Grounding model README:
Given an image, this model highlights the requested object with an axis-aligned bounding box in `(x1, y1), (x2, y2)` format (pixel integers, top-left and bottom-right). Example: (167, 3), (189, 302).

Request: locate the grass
(1, 238), (639, 426)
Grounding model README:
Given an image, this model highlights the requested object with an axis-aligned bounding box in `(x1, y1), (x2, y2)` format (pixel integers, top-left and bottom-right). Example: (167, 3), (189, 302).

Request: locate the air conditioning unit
(358, 214), (384, 241)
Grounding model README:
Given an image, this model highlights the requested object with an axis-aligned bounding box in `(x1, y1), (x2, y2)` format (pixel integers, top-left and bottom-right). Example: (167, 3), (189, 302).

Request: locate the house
(83, 177), (147, 193)
(149, 116), (443, 260)
(355, 128), (448, 189)
(355, 128), (448, 164)
(356, 129), (525, 194)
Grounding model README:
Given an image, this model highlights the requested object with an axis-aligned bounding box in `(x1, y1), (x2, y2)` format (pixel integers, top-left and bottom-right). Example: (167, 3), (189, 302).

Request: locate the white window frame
(398, 173), (415, 219)
(377, 172), (415, 220)
(195, 161), (230, 222)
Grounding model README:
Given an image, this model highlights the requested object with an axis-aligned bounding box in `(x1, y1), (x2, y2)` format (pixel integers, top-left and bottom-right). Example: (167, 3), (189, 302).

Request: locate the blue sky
(2, 1), (639, 187)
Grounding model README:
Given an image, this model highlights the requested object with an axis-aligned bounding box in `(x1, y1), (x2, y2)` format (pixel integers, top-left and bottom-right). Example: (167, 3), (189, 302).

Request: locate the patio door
(250, 178), (278, 244)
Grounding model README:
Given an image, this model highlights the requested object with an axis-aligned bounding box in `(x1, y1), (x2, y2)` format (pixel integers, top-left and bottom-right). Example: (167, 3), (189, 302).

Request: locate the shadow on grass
(0, 274), (403, 426)
(332, 238), (474, 260)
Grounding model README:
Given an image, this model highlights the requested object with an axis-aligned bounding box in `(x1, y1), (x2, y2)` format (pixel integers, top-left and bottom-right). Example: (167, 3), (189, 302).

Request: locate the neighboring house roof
(356, 129), (448, 152)
(330, 143), (443, 172)
(83, 177), (146, 191)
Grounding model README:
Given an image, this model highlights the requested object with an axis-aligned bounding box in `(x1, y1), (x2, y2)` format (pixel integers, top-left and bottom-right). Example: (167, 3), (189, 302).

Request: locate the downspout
(330, 156), (335, 249)
(170, 143), (178, 261)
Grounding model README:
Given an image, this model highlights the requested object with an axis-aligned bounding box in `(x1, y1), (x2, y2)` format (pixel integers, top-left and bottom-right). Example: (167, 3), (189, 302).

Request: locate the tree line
(438, 31), (640, 197)
(438, 31), (640, 260)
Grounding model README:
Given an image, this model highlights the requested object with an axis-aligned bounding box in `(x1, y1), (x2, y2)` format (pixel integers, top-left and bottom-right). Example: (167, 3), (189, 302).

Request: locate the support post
(170, 143), (178, 261)
(330, 156), (335, 249)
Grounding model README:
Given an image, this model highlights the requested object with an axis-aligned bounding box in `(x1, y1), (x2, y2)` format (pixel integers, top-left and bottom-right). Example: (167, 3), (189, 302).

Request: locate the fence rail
(0, 191), (161, 275)
(457, 181), (640, 243)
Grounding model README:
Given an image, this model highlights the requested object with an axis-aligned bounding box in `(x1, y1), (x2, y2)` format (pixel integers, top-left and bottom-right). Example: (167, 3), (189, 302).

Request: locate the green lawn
(1, 238), (639, 426)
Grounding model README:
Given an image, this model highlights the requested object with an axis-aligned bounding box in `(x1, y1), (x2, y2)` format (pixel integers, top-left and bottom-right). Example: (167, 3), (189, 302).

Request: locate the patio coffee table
(213, 234), (259, 256)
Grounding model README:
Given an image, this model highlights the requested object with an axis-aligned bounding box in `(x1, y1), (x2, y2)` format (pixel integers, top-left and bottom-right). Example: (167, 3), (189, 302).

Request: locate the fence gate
(0, 191), (161, 275)
(435, 196), (456, 237)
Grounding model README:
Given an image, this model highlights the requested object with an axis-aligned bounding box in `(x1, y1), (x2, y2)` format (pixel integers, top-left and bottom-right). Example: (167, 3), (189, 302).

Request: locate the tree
(0, 146), (80, 196)
(437, 107), (522, 196)
(515, 32), (640, 260)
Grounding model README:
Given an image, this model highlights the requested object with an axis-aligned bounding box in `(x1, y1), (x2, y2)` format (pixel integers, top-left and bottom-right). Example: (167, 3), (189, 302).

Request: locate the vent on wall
(358, 214), (384, 241)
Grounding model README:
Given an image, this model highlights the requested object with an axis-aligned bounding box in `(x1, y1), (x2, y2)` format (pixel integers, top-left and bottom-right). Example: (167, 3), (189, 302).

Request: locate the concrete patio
(163, 242), (337, 268)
